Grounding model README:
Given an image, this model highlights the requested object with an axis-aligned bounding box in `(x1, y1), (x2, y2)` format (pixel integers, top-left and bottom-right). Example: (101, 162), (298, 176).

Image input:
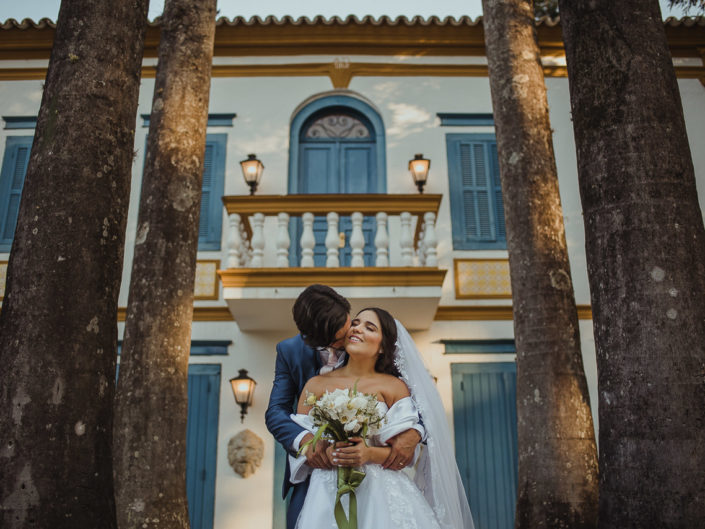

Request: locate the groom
(265, 284), (422, 529)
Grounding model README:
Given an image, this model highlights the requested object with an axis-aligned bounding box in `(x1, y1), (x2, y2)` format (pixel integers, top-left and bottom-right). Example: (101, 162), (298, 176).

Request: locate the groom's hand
(383, 429), (421, 470)
(302, 433), (334, 469)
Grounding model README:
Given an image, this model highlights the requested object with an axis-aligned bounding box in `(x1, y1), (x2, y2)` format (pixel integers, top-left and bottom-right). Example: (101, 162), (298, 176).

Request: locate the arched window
(288, 93), (387, 265)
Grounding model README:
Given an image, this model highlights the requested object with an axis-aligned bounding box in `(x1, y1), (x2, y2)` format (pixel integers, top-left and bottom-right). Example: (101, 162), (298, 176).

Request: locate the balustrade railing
(221, 194), (442, 269)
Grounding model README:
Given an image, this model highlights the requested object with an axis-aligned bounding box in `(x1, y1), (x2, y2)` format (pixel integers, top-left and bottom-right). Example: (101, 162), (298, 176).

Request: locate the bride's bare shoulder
(376, 374), (410, 404)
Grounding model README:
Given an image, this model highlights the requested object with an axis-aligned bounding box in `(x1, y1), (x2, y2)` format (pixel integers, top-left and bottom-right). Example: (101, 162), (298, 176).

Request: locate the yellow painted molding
(3, 61), (705, 84)
(576, 305), (593, 320)
(222, 193), (442, 216)
(218, 267), (447, 288)
(118, 306), (234, 322)
(434, 304), (593, 321)
(435, 305), (514, 320)
(2, 20), (703, 61)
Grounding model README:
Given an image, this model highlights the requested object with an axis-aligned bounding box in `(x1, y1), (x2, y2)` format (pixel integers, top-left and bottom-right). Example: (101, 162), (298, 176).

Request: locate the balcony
(217, 194), (447, 331)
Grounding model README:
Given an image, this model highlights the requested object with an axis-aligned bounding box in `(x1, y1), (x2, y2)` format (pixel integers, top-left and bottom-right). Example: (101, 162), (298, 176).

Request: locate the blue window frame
(198, 134), (227, 251)
(446, 133), (506, 250)
(0, 136), (33, 252)
(142, 133), (226, 251)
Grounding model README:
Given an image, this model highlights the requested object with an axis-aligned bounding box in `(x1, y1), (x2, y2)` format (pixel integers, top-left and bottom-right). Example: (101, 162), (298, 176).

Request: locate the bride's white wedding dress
(289, 396), (442, 529)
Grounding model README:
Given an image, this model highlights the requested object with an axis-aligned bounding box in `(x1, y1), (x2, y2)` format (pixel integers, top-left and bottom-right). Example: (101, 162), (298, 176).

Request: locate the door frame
(288, 92), (387, 194)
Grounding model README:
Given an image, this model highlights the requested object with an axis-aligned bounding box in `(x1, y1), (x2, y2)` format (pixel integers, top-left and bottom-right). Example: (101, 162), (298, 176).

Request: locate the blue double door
(452, 362), (518, 529)
(291, 110), (382, 267)
(115, 363), (221, 529)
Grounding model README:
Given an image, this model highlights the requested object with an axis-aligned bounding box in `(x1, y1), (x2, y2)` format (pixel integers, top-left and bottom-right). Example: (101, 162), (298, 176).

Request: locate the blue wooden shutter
(452, 362), (518, 529)
(187, 364), (221, 529)
(446, 134), (506, 250)
(198, 134), (226, 251)
(0, 136), (33, 252)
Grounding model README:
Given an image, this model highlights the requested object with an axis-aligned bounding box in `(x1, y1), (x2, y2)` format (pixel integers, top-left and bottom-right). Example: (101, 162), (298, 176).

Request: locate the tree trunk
(113, 1), (217, 528)
(558, 1), (705, 526)
(481, 1), (599, 527)
(0, 2), (148, 528)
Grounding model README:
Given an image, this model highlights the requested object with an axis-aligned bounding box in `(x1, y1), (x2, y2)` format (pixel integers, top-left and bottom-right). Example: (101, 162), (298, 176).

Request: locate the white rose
(344, 419), (360, 433)
(349, 396), (367, 410)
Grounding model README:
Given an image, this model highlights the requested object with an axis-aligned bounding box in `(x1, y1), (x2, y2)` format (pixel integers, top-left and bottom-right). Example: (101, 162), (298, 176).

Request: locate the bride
(288, 307), (475, 529)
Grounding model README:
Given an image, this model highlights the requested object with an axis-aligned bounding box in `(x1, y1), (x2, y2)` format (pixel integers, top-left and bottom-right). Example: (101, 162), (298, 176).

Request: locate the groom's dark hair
(293, 284), (351, 347)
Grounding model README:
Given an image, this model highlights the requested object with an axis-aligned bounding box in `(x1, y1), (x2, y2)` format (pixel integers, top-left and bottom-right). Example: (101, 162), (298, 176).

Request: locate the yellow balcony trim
(222, 194), (442, 217)
(218, 267), (447, 288)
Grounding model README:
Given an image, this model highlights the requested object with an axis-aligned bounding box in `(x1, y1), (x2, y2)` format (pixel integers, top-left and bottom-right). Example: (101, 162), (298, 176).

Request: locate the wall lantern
(409, 153), (430, 194)
(230, 369), (257, 423)
(240, 154), (264, 195)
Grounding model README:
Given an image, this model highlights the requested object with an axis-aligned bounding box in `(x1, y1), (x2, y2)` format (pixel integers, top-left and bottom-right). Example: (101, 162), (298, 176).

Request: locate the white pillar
(226, 213), (242, 268)
(250, 213), (265, 268)
(350, 212), (365, 267)
(400, 211), (414, 266)
(423, 211), (438, 267)
(300, 212), (315, 267)
(374, 212), (389, 267)
(276, 212), (290, 268)
(325, 212), (340, 268)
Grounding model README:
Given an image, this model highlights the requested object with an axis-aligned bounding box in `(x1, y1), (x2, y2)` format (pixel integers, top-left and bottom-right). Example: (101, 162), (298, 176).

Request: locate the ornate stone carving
(227, 429), (264, 478)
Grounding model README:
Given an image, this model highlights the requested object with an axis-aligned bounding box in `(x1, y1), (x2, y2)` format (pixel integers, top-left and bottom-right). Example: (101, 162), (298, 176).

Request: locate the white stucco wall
(1, 52), (703, 529)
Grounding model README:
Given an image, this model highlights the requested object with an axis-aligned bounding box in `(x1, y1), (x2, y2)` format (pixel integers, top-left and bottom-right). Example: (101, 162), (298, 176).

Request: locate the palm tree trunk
(558, 0), (705, 526)
(113, 1), (217, 528)
(481, 1), (599, 527)
(0, 1), (148, 528)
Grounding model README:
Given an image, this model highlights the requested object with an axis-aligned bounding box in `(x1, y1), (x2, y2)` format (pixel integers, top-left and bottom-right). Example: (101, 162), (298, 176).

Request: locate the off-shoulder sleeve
(374, 396), (421, 445)
(288, 413), (316, 484)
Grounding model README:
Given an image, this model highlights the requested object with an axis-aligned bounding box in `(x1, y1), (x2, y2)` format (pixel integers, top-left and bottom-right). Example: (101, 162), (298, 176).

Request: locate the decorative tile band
(454, 258), (512, 299)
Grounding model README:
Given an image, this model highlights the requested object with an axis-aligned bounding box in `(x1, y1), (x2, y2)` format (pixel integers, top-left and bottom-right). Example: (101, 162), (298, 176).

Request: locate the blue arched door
(289, 95), (386, 266)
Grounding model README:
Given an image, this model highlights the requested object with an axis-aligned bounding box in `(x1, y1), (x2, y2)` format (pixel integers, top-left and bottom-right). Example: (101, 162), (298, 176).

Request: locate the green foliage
(669, 0), (705, 14)
(534, 0), (559, 19)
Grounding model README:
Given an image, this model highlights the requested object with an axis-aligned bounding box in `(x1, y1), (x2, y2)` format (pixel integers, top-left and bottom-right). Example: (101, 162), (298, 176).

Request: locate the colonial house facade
(1, 14), (704, 529)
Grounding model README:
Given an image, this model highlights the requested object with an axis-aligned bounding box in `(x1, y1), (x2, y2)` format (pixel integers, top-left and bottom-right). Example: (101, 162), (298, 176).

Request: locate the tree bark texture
(113, 1), (217, 529)
(558, 1), (705, 526)
(0, 1), (148, 528)
(482, 1), (599, 528)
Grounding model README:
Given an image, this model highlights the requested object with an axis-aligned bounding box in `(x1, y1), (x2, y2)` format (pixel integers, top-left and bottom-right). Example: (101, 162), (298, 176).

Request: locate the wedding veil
(394, 320), (476, 529)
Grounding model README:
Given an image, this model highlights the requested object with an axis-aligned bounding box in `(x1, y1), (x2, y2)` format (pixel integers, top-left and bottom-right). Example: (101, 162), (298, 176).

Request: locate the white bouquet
(301, 385), (385, 451)
(299, 384), (386, 529)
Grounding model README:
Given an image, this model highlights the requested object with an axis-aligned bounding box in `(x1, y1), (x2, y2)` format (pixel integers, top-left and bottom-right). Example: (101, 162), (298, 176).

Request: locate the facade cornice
(1, 16), (703, 60)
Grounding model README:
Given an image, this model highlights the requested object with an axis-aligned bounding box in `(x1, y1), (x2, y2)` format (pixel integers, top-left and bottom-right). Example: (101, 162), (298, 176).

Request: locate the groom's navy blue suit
(265, 334), (324, 529)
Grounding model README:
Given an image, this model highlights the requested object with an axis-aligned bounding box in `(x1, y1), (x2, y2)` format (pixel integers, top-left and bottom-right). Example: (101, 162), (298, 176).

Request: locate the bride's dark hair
(356, 307), (401, 377)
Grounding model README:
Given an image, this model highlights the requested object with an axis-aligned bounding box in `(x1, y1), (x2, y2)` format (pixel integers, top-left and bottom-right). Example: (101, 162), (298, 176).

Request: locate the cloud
(386, 102), (433, 139)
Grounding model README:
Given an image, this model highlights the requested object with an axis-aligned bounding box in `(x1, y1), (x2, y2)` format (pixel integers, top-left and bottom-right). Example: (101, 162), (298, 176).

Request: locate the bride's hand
(331, 437), (368, 467)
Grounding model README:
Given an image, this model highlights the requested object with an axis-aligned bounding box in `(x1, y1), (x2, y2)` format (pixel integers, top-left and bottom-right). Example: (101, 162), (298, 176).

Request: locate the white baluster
(374, 212), (389, 267)
(300, 212), (315, 267)
(226, 213), (242, 268)
(400, 212), (414, 266)
(276, 212), (290, 268)
(417, 226), (427, 267)
(325, 212), (340, 268)
(423, 211), (438, 267)
(350, 212), (365, 267)
(239, 222), (250, 267)
(250, 212), (265, 268)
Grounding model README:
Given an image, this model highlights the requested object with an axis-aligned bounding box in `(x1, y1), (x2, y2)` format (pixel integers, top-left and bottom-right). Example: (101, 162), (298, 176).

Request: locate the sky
(0, 0), (691, 22)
